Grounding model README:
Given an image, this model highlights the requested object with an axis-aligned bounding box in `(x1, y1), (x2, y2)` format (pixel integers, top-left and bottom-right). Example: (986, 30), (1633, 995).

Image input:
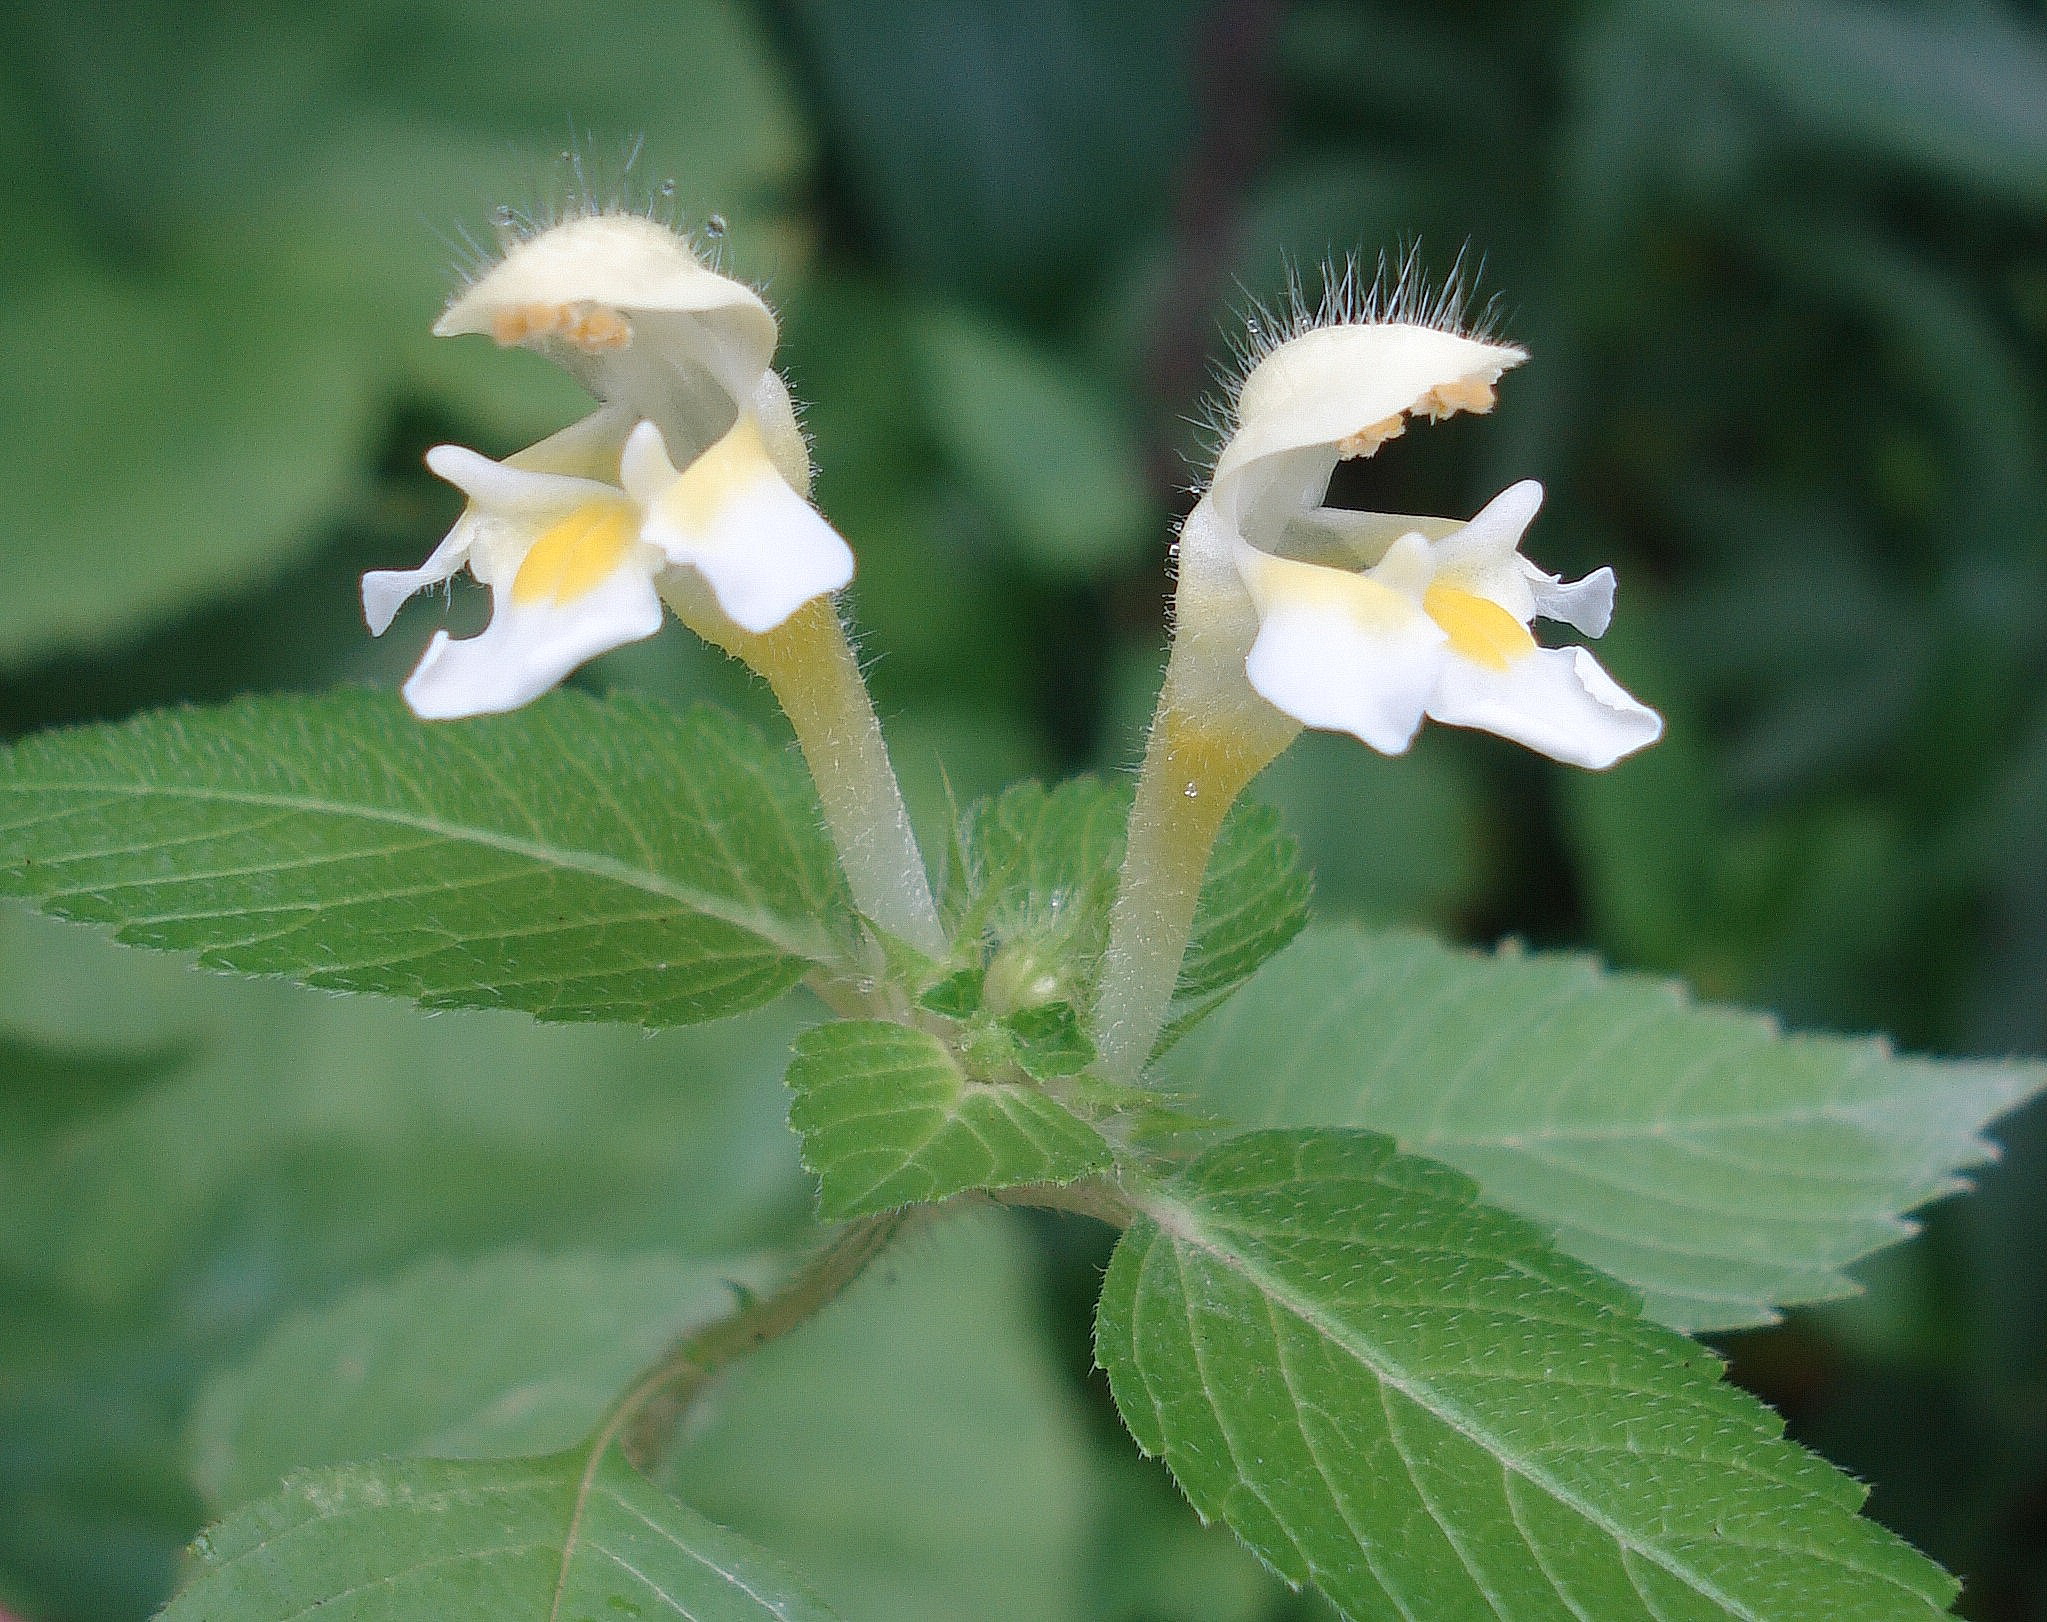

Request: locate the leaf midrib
(1139, 1185), (1773, 1622)
(1, 779), (843, 966)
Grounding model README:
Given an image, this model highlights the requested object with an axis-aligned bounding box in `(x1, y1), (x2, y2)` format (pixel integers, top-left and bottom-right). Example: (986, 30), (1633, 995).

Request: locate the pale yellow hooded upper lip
(1217, 322), (1526, 484)
(438, 213), (766, 324)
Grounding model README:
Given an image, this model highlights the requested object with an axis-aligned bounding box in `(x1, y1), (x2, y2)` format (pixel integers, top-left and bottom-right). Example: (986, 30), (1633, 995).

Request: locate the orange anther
(491, 303), (565, 345)
(567, 306), (632, 351)
(1337, 414), (1408, 459)
(1419, 379), (1497, 420)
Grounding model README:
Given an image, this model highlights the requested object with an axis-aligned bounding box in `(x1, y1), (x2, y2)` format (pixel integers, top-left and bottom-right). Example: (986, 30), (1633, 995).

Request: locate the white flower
(1179, 315), (1661, 769)
(620, 418), (852, 636)
(364, 212), (851, 718)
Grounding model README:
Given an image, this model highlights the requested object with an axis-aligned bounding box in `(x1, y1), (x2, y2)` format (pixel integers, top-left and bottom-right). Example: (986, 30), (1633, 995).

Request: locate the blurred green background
(3, 0), (2046, 1617)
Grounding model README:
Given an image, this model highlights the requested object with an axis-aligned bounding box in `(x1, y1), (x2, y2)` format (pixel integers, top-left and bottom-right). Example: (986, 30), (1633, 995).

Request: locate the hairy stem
(1092, 672), (1293, 1081)
(986, 1177), (1139, 1227)
(604, 1179), (1141, 1478)
(674, 591), (945, 957)
(616, 1210), (913, 1467)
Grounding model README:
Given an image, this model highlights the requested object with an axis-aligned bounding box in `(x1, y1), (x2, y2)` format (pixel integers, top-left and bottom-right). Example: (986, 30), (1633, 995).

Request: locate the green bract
(786, 1021), (1113, 1217)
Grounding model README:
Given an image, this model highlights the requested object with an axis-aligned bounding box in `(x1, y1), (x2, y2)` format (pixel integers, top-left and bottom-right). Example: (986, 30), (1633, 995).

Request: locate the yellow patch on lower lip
(1247, 549), (1420, 632)
(512, 503), (638, 605)
(1423, 583), (1536, 670)
(657, 415), (775, 538)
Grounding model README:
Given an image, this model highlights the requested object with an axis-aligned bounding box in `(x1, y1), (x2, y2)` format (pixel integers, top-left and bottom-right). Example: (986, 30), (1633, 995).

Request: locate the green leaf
(160, 1449), (839, 1621)
(1000, 999), (1097, 1080)
(189, 1252), (752, 1509)
(1162, 925), (2045, 1331)
(908, 303), (1151, 574)
(917, 966), (986, 1018)
(1098, 1130), (1957, 1622)
(945, 777), (1127, 952)
(1174, 799), (1315, 1011)
(0, 690), (854, 1026)
(785, 1021), (1112, 1217)
(671, 1209), (1098, 1622)
(945, 778), (1309, 1036)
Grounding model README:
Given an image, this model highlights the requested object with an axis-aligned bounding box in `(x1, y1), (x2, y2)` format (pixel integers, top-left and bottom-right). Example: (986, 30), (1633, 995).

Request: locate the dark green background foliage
(3, 0), (2046, 1617)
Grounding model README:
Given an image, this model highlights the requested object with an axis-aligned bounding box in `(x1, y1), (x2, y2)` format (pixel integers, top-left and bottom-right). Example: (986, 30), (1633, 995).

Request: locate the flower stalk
(669, 587), (943, 957)
(1094, 657), (1297, 1080)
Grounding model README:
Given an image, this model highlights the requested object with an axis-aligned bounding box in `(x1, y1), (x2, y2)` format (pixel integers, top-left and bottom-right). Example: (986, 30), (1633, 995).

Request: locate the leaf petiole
(615, 1209), (917, 1468)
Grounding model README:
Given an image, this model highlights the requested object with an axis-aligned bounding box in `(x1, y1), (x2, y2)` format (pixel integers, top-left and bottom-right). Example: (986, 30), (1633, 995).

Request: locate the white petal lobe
(1243, 597), (1447, 755)
(362, 528), (471, 637)
(1431, 480), (1545, 571)
(1426, 645), (1662, 768)
(400, 568), (666, 720)
(619, 420), (681, 506)
(1528, 565), (1616, 637)
(424, 446), (620, 515)
(654, 478), (854, 635)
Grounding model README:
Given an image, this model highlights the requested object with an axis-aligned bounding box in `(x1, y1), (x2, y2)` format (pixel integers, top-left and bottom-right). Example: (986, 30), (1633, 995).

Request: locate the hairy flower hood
(362, 212), (850, 719)
(1173, 307), (1659, 770)
(437, 211), (807, 486)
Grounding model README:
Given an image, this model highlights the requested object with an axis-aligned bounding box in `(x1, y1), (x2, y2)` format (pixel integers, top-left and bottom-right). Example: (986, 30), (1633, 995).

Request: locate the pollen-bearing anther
(1336, 413), (1408, 458)
(1419, 378), (1497, 419)
(489, 301), (633, 351)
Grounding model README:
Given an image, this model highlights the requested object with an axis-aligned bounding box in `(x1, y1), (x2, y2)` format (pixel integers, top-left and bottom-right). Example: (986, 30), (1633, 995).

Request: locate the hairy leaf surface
(159, 1450), (838, 1621)
(1163, 926), (2044, 1330)
(1098, 1131), (1956, 1622)
(0, 691), (853, 1026)
(785, 1021), (1111, 1216)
